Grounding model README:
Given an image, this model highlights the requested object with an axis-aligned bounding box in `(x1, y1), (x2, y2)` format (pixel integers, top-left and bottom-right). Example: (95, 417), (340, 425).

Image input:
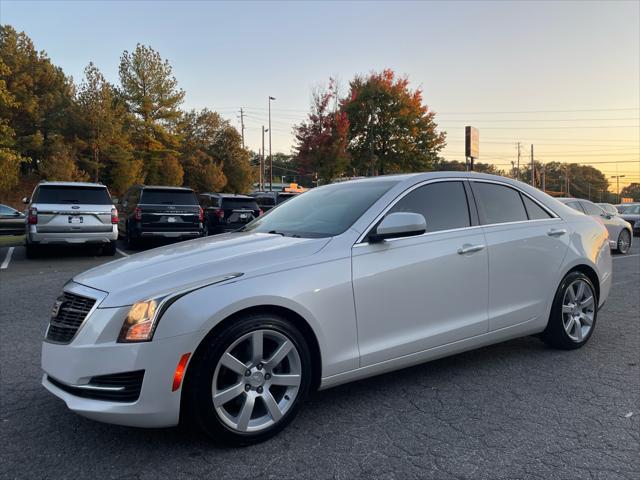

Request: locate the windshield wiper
(267, 230), (286, 237)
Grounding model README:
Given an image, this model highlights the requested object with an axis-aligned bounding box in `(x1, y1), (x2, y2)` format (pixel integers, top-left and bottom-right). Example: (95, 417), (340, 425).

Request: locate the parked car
(0, 204), (25, 235)
(618, 203), (640, 236)
(251, 191), (299, 213)
(23, 182), (117, 258)
(558, 198), (633, 254)
(200, 193), (261, 235)
(596, 203), (618, 216)
(118, 185), (203, 248)
(42, 173), (612, 445)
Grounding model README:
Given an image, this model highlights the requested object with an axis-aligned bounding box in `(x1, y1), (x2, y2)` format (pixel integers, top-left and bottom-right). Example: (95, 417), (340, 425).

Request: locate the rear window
(254, 196), (276, 207)
(221, 198), (259, 210)
(35, 186), (112, 205)
(473, 182), (528, 224)
(276, 193), (297, 204)
(141, 189), (197, 205)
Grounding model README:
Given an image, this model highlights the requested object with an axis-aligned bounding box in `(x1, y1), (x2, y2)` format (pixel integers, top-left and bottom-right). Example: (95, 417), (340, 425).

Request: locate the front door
(352, 180), (489, 367)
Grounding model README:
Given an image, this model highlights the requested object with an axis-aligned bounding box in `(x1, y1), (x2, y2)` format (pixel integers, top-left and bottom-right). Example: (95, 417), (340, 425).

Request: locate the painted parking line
(116, 248), (130, 257)
(1, 247), (15, 270)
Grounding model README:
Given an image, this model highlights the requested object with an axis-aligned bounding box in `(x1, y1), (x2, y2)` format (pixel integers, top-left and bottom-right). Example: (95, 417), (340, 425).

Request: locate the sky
(1, 0), (639, 191)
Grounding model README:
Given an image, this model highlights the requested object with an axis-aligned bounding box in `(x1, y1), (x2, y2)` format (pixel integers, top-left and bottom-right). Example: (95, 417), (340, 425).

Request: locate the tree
(40, 136), (87, 181)
(293, 80), (350, 182)
(0, 25), (74, 172)
(0, 55), (22, 194)
(213, 125), (252, 193)
(75, 62), (133, 182)
(432, 158), (505, 175)
(118, 44), (185, 183)
(342, 69), (446, 175)
(620, 183), (640, 201)
(519, 162), (609, 199)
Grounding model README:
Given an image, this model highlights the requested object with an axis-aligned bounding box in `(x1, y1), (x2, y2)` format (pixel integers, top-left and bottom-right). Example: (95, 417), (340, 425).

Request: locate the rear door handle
(457, 244), (485, 255)
(547, 228), (567, 237)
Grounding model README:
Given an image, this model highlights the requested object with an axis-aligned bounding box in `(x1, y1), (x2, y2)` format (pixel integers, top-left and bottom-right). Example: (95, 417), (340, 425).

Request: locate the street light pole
(268, 96), (275, 191)
(611, 175), (626, 202)
(261, 126), (268, 191)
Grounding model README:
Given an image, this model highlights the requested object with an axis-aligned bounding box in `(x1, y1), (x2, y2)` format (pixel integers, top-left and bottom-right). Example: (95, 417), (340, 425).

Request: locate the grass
(0, 235), (25, 247)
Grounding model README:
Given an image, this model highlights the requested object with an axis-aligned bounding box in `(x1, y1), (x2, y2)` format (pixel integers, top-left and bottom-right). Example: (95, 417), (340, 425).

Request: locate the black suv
(200, 193), (261, 235)
(250, 191), (299, 213)
(118, 185), (203, 248)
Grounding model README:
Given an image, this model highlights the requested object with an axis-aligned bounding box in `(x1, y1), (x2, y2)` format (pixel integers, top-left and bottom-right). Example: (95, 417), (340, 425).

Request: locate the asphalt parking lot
(1, 238), (638, 480)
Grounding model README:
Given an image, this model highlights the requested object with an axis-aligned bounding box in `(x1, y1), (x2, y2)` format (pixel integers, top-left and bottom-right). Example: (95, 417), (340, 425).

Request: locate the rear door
(33, 186), (113, 234)
(138, 189), (201, 233)
(352, 180), (489, 366)
(470, 180), (569, 331)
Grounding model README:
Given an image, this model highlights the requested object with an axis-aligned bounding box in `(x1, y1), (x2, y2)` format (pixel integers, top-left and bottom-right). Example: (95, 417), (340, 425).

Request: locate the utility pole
(268, 96), (275, 191)
(541, 163), (546, 192)
(261, 126), (267, 191)
(611, 175), (626, 202)
(516, 142), (521, 181)
(566, 164), (570, 196)
(529, 145), (534, 187)
(588, 183), (591, 200)
(239, 108), (245, 149)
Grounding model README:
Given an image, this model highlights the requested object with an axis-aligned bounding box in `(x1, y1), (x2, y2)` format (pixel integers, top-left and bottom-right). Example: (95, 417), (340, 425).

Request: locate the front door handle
(457, 244), (485, 255)
(547, 228), (567, 237)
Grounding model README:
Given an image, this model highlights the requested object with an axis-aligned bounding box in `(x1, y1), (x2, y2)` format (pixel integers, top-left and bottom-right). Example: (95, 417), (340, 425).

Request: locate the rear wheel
(126, 224), (139, 249)
(25, 243), (40, 259)
(102, 241), (116, 256)
(616, 230), (631, 254)
(185, 314), (312, 445)
(541, 271), (597, 350)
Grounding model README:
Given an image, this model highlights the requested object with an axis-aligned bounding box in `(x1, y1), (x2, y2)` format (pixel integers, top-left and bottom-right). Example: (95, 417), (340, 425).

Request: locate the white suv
(24, 181), (118, 258)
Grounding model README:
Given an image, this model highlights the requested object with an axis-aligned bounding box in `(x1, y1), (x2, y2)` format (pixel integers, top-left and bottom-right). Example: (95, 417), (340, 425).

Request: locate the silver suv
(23, 181), (118, 258)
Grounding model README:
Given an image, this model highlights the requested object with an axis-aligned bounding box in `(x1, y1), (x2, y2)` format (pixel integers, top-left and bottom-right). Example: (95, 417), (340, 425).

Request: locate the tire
(126, 224), (139, 250)
(184, 314), (312, 445)
(541, 271), (598, 350)
(616, 229), (631, 255)
(103, 241), (116, 256)
(203, 224), (209, 237)
(25, 243), (40, 259)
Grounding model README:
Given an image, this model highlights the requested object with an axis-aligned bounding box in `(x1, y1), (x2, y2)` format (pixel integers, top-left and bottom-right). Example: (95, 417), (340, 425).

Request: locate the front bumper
(28, 226), (117, 245)
(40, 289), (202, 428)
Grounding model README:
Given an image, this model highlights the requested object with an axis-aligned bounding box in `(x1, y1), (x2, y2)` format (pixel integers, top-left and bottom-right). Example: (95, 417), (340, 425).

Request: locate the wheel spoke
(580, 312), (593, 326)
(574, 318), (583, 340)
(252, 330), (263, 363)
(270, 373), (301, 387)
(566, 285), (577, 302)
(236, 394), (255, 431)
(213, 382), (245, 407)
(263, 391), (283, 422)
(565, 316), (575, 334)
(562, 304), (574, 314)
(266, 340), (293, 369)
(576, 282), (586, 301)
(221, 352), (247, 376)
(580, 296), (594, 309)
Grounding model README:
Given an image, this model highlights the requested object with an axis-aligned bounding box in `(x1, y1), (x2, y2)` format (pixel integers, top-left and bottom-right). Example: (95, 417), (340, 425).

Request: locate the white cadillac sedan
(42, 173), (612, 445)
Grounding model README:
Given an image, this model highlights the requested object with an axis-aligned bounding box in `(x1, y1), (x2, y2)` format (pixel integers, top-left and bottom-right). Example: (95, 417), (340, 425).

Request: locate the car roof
(141, 185), (194, 191)
(201, 193), (255, 199)
(37, 181), (107, 188)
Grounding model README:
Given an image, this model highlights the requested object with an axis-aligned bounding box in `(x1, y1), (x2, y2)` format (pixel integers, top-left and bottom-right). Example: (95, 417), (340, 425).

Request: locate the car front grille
(46, 370), (145, 403)
(46, 291), (96, 343)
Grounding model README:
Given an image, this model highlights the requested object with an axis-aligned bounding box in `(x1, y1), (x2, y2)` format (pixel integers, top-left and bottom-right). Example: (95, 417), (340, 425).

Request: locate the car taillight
(28, 207), (37, 224)
(111, 208), (118, 225)
(134, 207), (142, 221)
(198, 206), (204, 222)
(214, 208), (224, 219)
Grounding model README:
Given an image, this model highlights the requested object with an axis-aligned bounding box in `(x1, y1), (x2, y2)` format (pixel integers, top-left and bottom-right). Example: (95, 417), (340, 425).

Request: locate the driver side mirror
(369, 212), (426, 243)
(22, 197), (30, 204)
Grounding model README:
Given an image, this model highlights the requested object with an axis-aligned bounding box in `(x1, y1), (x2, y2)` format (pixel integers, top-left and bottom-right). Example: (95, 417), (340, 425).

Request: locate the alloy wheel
(212, 329), (302, 433)
(561, 279), (595, 342)
(618, 230), (631, 254)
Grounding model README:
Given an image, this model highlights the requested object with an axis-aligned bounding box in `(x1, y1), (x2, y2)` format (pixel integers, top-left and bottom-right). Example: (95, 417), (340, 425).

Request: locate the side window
(473, 182), (528, 224)
(0, 205), (14, 215)
(581, 201), (604, 216)
(521, 195), (553, 220)
(566, 201), (584, 213)
(389, 181), (470, 233)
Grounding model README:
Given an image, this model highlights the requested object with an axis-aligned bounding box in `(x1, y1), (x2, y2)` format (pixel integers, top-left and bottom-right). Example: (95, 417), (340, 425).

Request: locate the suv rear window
(141, 189), (197, 205)
(254, 196), (276, 207)
(221, 198), (259, 210)
(35, 186), (112, 204)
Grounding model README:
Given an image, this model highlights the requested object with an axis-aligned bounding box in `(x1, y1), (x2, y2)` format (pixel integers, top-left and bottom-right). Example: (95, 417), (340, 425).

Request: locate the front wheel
(541, 271), (597, 350)
(616, 229), (631, 254)
(185, 314), (312, 445)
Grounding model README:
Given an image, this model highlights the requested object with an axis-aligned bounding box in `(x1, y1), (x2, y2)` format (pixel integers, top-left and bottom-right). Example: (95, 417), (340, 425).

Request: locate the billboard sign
(465, 126), (479, 159)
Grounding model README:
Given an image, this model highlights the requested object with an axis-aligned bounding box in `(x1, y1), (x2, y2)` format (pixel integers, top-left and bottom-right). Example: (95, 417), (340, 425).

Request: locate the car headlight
(118, 297), (166, 342)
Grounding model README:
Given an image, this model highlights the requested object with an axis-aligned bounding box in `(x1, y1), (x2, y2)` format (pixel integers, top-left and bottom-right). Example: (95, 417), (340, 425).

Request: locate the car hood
(73, 233), (331, 307)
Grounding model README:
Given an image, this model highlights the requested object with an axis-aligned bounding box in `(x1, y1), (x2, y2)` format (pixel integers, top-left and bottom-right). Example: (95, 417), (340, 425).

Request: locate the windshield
(141, 189), (198, 205)
(242, 180), (397, 238)
(35, 186), (112, 204)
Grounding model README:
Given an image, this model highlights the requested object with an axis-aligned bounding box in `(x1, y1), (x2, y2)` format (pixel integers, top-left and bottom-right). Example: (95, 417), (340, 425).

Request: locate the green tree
(432, 158), (504, 175)
(620, 183), (640, 201)
(0, 25), (74, 171)
(40, 135), (87, 181)
(118, 44), (185, 183)
(342, 69), (446, 175)
(0, 55), (22, 194)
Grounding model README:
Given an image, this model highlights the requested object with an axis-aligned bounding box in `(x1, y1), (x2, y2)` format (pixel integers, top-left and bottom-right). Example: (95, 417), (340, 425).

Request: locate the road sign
(465, 126), (479, 159)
